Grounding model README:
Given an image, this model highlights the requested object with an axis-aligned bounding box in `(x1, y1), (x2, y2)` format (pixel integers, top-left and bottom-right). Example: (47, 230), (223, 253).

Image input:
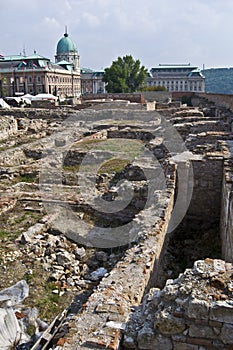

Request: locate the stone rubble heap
(14, 223), (118, 294)
(124, 258), (233, 350)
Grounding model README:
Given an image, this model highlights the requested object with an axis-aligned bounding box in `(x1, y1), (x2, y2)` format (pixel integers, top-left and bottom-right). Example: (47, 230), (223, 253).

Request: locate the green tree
(102, 55), (148, 93)
(141, 85), (167, 91)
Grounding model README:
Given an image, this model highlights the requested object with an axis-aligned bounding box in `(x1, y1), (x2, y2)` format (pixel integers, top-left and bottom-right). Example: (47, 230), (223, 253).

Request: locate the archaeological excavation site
(1, 92), (233, 350)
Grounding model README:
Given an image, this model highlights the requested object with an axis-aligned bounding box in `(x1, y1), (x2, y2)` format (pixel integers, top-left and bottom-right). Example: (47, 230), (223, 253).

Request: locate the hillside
(202, 68), (233, 94)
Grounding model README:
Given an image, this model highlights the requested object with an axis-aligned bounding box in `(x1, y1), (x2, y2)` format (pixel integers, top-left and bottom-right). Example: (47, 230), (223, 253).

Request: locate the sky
(1, 0), (233, 71)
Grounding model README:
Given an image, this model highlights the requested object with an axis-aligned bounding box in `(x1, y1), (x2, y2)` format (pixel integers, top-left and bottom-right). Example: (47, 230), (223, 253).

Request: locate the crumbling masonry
(1, 94), (233, 349)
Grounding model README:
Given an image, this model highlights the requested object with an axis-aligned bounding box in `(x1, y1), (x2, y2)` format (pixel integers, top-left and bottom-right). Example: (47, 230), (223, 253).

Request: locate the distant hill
(202, 68), (233, 94)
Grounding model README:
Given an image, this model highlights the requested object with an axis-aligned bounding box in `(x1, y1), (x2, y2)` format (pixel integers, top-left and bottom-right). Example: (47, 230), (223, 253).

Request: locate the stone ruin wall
(2, 96), (233, 349)
(122, 96), (233, 350)
(194, 92), (233, 112)
(123, 258), (233, 350)
(54, 101), (233, 349)
(182, 157), (223, 230)
(220, 142), (233, 263)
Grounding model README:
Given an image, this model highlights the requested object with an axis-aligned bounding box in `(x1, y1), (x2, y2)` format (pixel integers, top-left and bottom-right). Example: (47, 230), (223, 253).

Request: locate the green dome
(56, 33), (77, 54)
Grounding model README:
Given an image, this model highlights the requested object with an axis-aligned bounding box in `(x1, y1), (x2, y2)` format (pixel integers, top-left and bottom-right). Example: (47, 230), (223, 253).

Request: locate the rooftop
(151, 64), (198, 70)
(56, 32), (78, 55)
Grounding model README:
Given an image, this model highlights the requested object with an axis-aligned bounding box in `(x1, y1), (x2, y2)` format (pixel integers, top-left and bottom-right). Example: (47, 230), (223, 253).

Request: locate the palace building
(0, 30), (81, 98)
(147, 64), (205, 92)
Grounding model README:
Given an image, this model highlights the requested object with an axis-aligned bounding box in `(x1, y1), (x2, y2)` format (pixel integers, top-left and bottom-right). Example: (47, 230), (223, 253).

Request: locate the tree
(102, 55), (148, 93)
(141, 85), (167, 92)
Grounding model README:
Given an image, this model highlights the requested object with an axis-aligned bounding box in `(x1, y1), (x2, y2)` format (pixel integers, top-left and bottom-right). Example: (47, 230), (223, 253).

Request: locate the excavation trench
(1, 108), (232, 349)
(155, 156), (224, 288)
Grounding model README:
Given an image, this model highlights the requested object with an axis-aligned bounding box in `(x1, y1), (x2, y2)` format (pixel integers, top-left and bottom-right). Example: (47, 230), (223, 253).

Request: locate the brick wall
(180, 157), (223, 229)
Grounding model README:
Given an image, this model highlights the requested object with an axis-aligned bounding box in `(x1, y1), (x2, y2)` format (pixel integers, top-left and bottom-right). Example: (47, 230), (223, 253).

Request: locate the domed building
(55, 29), (80, 72)
(0, 29), (81, 99)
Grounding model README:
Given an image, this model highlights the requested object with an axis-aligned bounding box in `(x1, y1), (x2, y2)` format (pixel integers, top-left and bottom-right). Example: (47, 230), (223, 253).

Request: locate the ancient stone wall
(124, 259), (233, 350)
(0, 115), (18, 141)
(1, 99), (233, 349)
(82, 93), (145, 104)
(193, 93), (233, 112)
(179, 157), (223, 229)
(220, 141), (233, 262)
(140, 91), (172, 103)
(54, 177), (176, 350)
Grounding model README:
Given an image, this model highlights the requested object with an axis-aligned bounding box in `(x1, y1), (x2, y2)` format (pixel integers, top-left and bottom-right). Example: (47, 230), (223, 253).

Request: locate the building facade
(81, 68), (106, 94)
(147, 64), (205, 92)
(0, 31), (81, 98)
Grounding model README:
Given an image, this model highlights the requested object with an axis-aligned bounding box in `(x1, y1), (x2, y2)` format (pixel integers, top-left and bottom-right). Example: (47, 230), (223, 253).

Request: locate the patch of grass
(63, 158), (130, 175)
(8, 211), (43, 227)
(33, 282), (64, 320)
(0, 230), (21, 241)
(74, 138), (144, 158)
(64, 139), (145, 175)
(27, 324), (37, 337)
(63, 164), (80, 172)
(19, 173), (37, 183)
(98, 158), (129, 174)
(24, 271), (35, 284)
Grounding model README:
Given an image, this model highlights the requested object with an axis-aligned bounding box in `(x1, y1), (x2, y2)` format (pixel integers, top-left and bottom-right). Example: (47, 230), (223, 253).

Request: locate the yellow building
(0, 30), (81, 98)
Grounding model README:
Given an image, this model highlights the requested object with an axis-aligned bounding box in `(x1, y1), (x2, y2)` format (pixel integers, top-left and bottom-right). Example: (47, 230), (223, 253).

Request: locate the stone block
(212, 340), (230, 349)
(137, 327), (172, 350)
(123, 335), (136, 349)
(187, 298), (209, 320)
(189, 324), (216, 338)
(173, 342), (198, 350)
(187, 337), (212, 347)
(208, 320), (223, 328)
(171, 334), (187, 342)
(221, 324), (233, 344)
(155, 310), (186, 335)
(209, 301), (233, 323)
(194, 319), (209, 326)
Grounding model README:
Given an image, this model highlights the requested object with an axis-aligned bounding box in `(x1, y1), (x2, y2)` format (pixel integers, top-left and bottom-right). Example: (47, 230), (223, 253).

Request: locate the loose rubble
(123, 259), (233, 350)
(1, 96), (233, 350)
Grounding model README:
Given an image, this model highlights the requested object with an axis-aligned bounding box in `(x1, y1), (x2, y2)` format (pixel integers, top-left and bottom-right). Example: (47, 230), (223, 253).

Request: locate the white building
(147, 64), (205, 92)
(81, 68), (106, 94)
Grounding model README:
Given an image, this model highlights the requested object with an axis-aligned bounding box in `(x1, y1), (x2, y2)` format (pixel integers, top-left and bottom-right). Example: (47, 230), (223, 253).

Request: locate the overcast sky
(1, 0), (232, 70)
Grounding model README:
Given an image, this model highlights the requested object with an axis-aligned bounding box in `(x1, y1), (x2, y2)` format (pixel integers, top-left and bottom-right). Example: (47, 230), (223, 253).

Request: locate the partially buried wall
(180, 156), (223, 230)
(220, 141), (233, 262)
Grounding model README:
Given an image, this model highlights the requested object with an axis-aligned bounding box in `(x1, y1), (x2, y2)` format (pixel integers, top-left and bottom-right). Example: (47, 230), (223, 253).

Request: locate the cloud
(1, 0), (233, 69)
(43, 17), (60, 27)
(82, 12), (101, 27)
